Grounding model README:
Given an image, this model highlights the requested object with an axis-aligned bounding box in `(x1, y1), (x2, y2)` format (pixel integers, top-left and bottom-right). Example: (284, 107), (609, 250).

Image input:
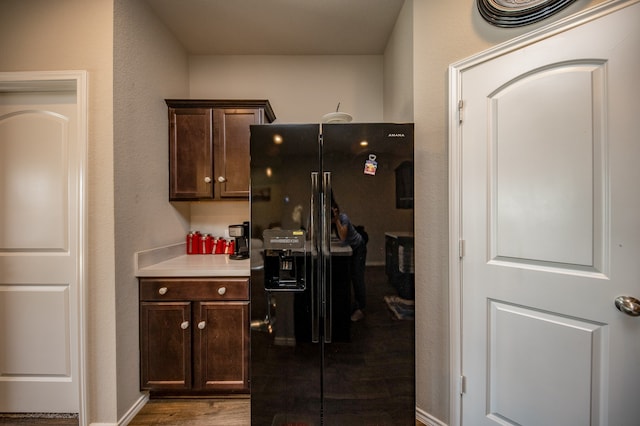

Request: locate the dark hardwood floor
(129, 398), (250, 425)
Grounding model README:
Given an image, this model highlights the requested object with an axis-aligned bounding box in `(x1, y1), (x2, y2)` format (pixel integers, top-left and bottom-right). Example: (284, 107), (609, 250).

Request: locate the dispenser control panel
(262, 229), (307, 291)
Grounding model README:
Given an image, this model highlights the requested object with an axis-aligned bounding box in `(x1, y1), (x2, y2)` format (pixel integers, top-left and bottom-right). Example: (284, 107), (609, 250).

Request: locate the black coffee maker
(229, 221), (250, 260)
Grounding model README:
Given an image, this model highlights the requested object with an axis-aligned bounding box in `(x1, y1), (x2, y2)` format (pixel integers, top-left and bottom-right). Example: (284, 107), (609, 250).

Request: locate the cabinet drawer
(140, 278), (249, 301)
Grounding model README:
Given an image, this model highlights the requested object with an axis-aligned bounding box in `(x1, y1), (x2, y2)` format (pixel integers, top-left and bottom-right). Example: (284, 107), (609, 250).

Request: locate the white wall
(384, 1), (414, 123)
(113, 0), (190, 420)
(189, 55), (384, 123)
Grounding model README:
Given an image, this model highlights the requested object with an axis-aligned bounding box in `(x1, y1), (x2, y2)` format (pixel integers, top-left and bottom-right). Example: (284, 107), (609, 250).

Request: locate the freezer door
(250, 124), (323, 425)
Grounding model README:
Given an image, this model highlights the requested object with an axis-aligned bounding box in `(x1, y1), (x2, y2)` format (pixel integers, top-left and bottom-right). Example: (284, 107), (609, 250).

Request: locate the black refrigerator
(249, 123), (415, 426)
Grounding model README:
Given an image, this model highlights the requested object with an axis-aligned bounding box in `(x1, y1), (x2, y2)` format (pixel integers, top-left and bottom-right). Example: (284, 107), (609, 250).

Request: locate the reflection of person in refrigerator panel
(331, 195), (368, 322)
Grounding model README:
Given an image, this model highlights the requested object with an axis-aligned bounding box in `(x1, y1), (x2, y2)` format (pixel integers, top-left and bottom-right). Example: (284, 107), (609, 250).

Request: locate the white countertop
(137, 254), (250, 277)
(135, 242), (250, 277)
(134, 239), (352, 278)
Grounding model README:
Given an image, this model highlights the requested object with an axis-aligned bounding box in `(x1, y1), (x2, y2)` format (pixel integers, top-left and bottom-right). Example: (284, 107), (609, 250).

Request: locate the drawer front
(140, 278), (249, 301)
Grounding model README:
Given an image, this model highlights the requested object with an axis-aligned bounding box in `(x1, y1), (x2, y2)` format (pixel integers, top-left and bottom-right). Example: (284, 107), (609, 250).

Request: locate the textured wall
(113, 0), (190, 421)
(383, 1), (414, 123)
(189, 55), (384, 123)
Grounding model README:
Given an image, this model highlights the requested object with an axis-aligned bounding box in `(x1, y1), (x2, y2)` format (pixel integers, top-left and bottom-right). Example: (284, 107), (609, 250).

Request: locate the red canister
(215, 238), (226, 254)
(200, 235), (207, 254)
(186, 232), (200, 255)
(202, 234), (214, 254)
(195, 232), (203, 254)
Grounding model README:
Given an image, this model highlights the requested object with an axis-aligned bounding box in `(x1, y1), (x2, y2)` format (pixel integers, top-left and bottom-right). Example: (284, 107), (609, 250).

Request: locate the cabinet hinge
(459, 239), (465, 259)
(458, 99), (464, 124)
(459, 375), (466, 395)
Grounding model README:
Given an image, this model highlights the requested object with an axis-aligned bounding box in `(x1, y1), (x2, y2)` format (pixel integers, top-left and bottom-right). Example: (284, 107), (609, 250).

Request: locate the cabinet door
(193, 301), (250, 392)
(213, 108), (261, 198)
(140, 301), (192, 390)
(169, 108), (213, 200)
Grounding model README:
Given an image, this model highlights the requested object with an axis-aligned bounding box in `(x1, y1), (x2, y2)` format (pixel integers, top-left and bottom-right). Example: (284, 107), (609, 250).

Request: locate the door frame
(447, 1), (637, 424)
(0, 70), (88, 424)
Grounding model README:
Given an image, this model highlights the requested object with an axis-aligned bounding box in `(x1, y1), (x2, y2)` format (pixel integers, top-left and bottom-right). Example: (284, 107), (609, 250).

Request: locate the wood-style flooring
(129, 399), (426, 425)
(129, 398), (250, 425)
(0, 407), (425, 426)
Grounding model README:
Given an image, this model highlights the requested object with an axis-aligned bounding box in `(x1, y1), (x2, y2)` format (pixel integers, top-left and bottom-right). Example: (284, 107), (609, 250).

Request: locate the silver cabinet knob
(614, 296), (640, 317)
(217, 176), (227, 183)
(218, 286), (227, 295)
(198, 321), (206, 330)
(204, 176), (212, 183)
(158, 287), (168, 295)
(180, 321), (189, 329)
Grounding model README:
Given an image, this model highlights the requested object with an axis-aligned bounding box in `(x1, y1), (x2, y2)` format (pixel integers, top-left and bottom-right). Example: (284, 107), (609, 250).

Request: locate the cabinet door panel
(140, 302), (192, 390)
(213, 109), (260, 198)
(193, 301), (250, 391)
(169, 108), (213, 200)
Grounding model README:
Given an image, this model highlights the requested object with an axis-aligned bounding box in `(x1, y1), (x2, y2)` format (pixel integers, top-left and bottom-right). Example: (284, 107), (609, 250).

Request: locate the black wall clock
(477, 0), (578, 27)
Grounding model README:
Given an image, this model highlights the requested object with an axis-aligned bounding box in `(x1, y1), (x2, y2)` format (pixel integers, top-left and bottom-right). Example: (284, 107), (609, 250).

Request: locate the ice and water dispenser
(262, 229), (307, 291)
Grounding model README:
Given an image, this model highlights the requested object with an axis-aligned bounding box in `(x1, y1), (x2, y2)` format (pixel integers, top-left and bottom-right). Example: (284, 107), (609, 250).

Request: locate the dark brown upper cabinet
(167, 100), (276, 201)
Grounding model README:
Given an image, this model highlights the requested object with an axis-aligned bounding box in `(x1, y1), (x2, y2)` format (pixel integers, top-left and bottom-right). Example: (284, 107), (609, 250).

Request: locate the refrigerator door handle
(310, 172), (320, 343)
(322, 171), (332, 343)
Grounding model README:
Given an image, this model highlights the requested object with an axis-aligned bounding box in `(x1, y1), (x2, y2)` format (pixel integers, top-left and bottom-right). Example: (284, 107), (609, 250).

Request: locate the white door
(450, 1), (640, 425)
(0, 73), (86, 414)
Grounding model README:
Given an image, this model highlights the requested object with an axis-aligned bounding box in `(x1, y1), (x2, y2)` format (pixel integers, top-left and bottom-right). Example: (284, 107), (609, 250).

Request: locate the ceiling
(144, 0), (406, 55)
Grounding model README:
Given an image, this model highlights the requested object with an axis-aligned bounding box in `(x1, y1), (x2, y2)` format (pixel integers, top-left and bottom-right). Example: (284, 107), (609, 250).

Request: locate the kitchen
(0, 0), (619, 425)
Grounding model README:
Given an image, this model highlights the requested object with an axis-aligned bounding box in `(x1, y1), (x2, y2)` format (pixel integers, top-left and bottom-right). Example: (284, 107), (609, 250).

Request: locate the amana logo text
(387, 133), (405, 138)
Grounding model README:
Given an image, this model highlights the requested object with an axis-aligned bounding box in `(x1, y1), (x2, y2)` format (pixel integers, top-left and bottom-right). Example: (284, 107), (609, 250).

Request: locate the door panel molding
(488, 61), (608, 271)
(0, 109), (71, 252)
(487, 300), (606, 425)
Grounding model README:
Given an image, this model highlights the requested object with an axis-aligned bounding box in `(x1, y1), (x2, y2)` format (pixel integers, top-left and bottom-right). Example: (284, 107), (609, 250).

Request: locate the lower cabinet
(139, 277), (249, 394)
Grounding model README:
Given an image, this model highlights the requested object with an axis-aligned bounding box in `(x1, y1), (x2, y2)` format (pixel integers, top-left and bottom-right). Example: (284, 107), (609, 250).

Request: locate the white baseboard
(118, 393), (149, 426)
(416, 407), (447, 426)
